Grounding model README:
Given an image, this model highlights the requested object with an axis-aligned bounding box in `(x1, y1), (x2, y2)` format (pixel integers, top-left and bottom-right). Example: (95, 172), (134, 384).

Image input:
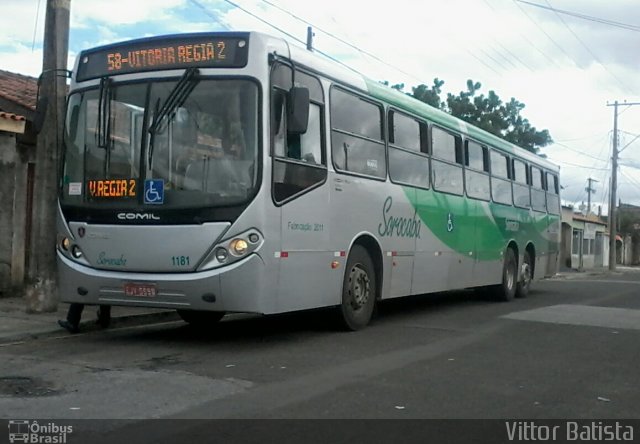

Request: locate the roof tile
(0, 69), (38, 111)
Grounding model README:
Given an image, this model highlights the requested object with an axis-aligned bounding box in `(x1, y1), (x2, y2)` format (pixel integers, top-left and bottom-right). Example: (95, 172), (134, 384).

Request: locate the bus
(57, 31), (561, 330)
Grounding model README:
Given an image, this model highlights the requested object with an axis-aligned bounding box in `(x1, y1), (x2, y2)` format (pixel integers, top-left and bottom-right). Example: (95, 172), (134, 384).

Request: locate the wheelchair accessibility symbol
(144, 179), (164, 204)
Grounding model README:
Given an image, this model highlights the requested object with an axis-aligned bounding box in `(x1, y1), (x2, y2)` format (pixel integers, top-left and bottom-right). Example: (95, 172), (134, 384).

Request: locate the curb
(0, 310), (181, 345)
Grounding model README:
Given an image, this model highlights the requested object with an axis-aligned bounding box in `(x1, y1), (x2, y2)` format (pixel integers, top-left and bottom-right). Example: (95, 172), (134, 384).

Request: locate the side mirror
(287, 86), (309, 135)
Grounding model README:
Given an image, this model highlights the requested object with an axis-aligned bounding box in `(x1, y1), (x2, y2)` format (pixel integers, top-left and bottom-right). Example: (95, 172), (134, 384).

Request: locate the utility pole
(608, 101), (619, 271)
(585, 178), (598, 216)
(26, 0), (70, 312)
(607, 100), (640, 271)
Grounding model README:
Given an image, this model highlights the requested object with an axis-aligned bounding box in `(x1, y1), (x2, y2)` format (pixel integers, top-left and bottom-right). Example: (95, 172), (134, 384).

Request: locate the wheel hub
(521, 263), (531, 285)
(348, 264), (370, 309)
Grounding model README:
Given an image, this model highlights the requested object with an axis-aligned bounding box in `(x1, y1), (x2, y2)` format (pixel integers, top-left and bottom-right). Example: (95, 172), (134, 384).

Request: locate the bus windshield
(61, 78), (259, 209)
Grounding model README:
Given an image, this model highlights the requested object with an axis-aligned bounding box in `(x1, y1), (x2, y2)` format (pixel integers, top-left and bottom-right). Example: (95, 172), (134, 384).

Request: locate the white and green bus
(57, 31), (561, 330)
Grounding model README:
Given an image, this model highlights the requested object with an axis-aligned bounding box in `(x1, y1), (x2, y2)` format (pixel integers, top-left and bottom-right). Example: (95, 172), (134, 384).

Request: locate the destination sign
(76, 34), (249, 81)
(88, 179), (137, 199)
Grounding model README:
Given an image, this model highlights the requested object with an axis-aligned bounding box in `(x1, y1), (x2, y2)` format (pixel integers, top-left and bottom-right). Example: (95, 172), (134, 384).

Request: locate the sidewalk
(0, 295), (179, 344)
(551, 265), (640, 280)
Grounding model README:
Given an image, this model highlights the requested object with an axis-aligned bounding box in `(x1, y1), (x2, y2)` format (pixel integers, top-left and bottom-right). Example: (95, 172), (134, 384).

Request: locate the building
(617, 202), (640, 265)
(0, 70), (38, 293)
(560, 205), (609, 270)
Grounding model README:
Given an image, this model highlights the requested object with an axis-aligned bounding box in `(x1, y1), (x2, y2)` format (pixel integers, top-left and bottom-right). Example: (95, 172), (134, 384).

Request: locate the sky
(2, 0), (640, 214)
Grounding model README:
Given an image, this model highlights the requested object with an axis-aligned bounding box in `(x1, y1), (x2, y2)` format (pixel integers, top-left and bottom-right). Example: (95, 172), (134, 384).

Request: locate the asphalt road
(1, 271), (639, 442)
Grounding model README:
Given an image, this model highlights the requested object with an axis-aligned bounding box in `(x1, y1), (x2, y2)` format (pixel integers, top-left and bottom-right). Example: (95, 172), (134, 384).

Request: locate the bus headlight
(61, 237), (71, 251)
(230, 239), (249, 256)
(199, 229), (263, 271)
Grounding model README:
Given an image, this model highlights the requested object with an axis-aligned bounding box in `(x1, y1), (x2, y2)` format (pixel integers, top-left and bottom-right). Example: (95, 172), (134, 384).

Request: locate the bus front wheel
(338, 245), (376, 331)
(177, 310), (225, 326)
(494, 248), (517, 302)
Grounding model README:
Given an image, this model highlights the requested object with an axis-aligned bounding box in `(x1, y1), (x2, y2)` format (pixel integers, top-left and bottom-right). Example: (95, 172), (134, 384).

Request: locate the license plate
(124, 283), (157, 297)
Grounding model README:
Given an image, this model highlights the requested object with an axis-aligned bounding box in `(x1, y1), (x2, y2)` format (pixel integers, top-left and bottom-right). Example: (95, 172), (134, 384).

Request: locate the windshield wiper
(96, 77), (112, 149)
(149, 67), (200, 136)
(147, 67), (200, 167)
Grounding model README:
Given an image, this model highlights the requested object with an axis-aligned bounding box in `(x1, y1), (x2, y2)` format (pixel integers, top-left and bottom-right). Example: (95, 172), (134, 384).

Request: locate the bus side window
(512, 158), (530, 209)
(490, 150), (512, 205)
(530, 166), (546, 212)
(431, 126), (463, 195)
(546, 171), (560, 215)
(388, 110), (429, 189)
(330, 87), (386, 179)
(464, 140), (490, 201)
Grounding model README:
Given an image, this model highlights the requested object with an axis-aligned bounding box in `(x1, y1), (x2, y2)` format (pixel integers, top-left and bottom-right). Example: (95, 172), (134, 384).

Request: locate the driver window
(271, 64), (326, 204)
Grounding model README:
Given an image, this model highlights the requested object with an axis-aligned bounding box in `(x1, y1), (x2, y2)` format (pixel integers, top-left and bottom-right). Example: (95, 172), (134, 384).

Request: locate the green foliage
(618, 210), (640, 242)
(381, 78), (553, 154)
(411, 78), (445, 109)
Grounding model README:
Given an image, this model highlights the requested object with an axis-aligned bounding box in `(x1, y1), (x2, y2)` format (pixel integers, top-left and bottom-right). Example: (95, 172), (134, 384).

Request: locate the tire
(337, 245), (376, 331)
(516, 250), (533, 298)
(493, 248), (517, 302)
(177, 310), (225, 326)
(96, 305), (111, 328)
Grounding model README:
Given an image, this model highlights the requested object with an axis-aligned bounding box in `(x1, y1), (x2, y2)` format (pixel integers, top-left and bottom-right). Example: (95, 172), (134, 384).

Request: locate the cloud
(71, 0), (186, 26)
(0, 1), (45, 46)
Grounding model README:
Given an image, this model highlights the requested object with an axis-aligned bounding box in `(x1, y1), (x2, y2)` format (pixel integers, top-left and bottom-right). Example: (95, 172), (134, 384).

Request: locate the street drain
(0, 376), (59, 397)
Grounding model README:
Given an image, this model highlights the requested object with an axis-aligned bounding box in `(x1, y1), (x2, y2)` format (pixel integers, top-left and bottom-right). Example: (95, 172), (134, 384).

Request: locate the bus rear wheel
(516, 250), (533, 298)
(494, 248), (517, 302)
(337, 245), (376, 331)
(177, 310), (225, 326)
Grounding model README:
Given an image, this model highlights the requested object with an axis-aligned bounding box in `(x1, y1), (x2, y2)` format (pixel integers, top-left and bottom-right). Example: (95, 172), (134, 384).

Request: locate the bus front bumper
(57, 252), (271, 314)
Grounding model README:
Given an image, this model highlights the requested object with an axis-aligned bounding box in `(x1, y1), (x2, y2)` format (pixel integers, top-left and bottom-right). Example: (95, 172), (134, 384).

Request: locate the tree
(383, 77), (553, 154)
(411, 78), (445, 109)
(445, 80), (552, 153)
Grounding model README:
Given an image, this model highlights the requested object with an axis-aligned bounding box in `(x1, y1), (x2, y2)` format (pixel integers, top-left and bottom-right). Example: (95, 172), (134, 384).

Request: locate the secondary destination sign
(76, 34), (249, 81)
(88, 179), (137, 199)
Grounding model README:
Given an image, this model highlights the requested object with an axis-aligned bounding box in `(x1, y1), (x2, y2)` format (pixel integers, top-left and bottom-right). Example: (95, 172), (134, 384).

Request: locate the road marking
(503, 304), (640, 331)
(549, 279), (640, 285)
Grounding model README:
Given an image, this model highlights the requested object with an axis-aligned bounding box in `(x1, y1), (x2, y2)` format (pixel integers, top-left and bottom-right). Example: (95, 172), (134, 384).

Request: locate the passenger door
(270, 64), (332, 312)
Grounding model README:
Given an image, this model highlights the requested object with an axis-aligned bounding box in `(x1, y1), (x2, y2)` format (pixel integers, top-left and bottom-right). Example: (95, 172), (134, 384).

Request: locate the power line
(32, 0), (42, 51)
(552, 140), (608, 162)
(484, 0), (559, 69)
(555, 132), (607, 142)
(516, 0), (640, 32)
(213, 0), (305, 45)
(188, 0), (230, 30)
(542, 0), (634, 94)
(258, 0), (428, 85)
(555, 159), (610, 171)
(494, 41), (536, 72)
(259, 0), (506, 81)
(512, 0), (584, 67)
(210, 0), (386, 83)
